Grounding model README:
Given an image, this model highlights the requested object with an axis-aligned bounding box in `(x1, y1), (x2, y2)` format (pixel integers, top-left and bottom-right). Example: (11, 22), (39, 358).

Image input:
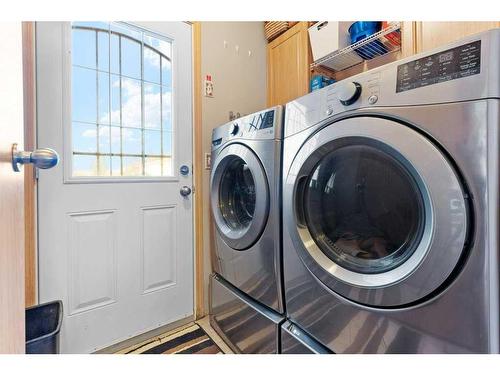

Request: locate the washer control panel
(244, 110), (275, 133)
(212, 106), (283, 149)
(230, 123), (239, 135)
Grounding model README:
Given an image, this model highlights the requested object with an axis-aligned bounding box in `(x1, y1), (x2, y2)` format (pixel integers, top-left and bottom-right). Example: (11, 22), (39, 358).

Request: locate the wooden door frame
(191, 21), (205, 319)
(400, 21), (418, 58)
(23, 21), (37, 308)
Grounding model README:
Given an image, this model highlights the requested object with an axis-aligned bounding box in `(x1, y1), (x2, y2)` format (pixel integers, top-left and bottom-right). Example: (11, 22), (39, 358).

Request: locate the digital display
(396, 40), (481, 93)
(439, 51), (454, 63)
(247, 110), (275, 132)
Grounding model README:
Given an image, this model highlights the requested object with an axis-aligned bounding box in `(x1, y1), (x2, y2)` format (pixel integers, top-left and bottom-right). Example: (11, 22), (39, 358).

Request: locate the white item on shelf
(308, 21), (353, 62)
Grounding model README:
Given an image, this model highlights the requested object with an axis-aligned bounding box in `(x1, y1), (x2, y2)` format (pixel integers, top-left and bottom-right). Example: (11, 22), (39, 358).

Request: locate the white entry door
(37, 22), (194, 353)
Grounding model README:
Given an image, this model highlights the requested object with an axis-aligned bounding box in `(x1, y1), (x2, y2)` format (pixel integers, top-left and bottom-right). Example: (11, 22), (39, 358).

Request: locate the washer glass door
(285, 116), (469, 307)
(211, 143), (269, 250)
(219, 157), (256, 231)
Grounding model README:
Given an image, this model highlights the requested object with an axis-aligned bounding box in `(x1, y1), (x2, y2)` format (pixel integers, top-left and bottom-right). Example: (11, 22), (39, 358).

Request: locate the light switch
(204, 153), (211, 170)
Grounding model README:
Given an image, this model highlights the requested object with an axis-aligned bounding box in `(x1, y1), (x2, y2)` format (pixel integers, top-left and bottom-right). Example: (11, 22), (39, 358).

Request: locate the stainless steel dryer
(210, 106), (284, 314)
(282, 29), (500, 353)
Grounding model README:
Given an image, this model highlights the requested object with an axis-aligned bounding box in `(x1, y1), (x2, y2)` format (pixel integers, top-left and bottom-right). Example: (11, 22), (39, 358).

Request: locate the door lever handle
(11, 143), (59, 172)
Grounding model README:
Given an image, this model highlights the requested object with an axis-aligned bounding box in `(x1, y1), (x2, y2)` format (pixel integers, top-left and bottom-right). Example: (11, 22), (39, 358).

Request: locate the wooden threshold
(95, 315), (195, 354)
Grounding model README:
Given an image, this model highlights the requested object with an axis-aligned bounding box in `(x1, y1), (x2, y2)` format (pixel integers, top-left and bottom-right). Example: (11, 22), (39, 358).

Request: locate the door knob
(180, 186), (192, 197)
(11, 143), (59, 172)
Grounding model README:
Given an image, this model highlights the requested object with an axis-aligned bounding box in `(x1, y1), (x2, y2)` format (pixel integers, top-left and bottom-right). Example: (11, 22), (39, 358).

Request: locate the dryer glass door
(285, 116), (469, 307)
(211, 143), (269, 250)
(303, 143), (425, 275)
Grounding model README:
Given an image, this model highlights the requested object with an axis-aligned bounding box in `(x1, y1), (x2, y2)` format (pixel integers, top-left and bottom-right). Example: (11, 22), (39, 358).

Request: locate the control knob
(337, 81), (362, 106)
(230, 123), (239, 136)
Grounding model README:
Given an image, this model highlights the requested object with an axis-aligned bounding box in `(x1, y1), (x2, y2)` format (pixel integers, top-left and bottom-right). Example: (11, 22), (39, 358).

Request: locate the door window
(302, 142), (425, 274)
(218, 157), (256, 230)
(71, 22), (173, 177)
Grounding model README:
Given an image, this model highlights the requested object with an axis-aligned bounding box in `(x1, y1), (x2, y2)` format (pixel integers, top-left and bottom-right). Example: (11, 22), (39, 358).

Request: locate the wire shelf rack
(311, 22), (402, 72)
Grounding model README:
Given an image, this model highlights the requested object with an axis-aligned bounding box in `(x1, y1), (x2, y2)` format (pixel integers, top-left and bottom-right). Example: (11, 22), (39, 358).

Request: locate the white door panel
(37, 21), (194, 353)
(141, 205), (177, 293)
(67, 210), (117, 315)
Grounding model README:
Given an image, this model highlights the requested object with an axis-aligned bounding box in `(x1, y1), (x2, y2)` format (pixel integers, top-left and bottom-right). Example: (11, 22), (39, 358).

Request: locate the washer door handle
(180, 186), (192, 197)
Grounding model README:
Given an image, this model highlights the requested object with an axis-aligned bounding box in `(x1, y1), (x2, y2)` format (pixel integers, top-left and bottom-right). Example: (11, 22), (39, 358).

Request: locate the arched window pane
(144, 47), (161, 84)
(121, 38), (141, 79)
(72, 29), (96, 69)
(71, 22), (173, 177)
(97, 31), (109, 72)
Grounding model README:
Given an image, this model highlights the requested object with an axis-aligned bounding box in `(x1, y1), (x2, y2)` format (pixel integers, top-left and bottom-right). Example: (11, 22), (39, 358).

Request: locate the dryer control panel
(284, 28), (499, 138)
(396, 40), (481, 93)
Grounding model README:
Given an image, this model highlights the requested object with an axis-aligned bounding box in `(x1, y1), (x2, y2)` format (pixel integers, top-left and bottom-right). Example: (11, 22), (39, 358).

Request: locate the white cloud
(100, 77), (171, 130)
(144, 47), (160, 68)
(120, 78), (142, 126)
(144, 84), (161, 128)
(82, 128), (97, 138)
(144, 35), (171, 59)
(81, 121), (140, 149)
(93, 74), (173, 157)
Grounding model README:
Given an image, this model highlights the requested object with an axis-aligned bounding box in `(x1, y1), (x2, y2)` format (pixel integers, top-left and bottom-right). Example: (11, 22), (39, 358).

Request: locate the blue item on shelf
(310, 76), (323, 91)
(310, 75), (335, 92)
(349, 21), (388, 60)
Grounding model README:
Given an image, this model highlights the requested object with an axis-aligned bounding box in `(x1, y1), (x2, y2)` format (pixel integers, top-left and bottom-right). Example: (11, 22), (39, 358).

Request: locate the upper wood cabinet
(267, 22), (310, 107)
(414, 22), (500, 53)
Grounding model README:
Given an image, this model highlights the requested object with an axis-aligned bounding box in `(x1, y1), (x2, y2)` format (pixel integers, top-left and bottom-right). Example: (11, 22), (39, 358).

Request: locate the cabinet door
(416, 22), (500, 53)
(267, 22), (310, 106)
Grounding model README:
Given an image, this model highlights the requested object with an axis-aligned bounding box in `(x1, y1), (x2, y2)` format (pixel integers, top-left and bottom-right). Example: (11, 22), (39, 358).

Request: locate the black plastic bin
(25, 300), (63, 354)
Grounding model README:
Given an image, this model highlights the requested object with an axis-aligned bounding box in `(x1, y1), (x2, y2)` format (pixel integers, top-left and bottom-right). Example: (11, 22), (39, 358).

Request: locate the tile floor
(196, 316), (234, 353)
(116, 316), (233, 354)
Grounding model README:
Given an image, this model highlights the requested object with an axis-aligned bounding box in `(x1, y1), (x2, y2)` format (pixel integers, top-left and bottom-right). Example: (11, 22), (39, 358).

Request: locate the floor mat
(125, 324), (223, 354)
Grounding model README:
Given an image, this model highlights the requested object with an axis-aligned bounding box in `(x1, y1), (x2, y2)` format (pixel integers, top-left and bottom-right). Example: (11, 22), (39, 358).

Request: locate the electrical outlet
(204, 153), (211, 170)
(204, 74), (214, 98)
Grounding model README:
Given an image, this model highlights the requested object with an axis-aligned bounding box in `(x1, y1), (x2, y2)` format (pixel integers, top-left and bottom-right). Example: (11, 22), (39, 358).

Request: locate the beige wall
(200, 22), (267, 310)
